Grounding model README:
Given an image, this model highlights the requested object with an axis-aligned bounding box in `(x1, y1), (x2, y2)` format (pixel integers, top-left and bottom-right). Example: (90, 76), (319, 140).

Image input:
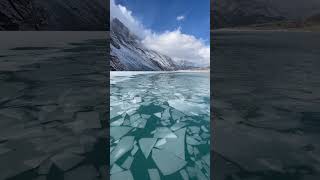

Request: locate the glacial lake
(110, 71), (210, 180)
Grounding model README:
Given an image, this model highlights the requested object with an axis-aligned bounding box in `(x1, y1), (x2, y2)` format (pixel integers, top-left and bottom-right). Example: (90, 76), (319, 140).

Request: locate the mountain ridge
(212, 0), (320, 29)
(0, 0), (107, 30)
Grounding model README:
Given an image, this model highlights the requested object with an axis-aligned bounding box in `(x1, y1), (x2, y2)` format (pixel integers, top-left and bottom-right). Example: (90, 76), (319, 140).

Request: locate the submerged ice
(110, 72), (210, 180)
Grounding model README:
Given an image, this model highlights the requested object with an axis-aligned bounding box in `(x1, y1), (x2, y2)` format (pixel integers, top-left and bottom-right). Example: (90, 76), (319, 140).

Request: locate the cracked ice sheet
(110, 72), (210, 179)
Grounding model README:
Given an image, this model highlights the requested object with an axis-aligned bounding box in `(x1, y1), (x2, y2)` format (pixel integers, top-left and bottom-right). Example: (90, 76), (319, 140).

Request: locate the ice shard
(188, 126), (200, 134)
(152, 148), (187, 175)
(110, 126), (133, 141)
(153, 127), (177, 139)
(110, 164), (124, 174)
(161, 108), (171, 120)
(141, 114), (151, 119)
(154, 112), (162, 118)
(139, 138), (157, 159)
(131, 144), (139, 156)
(180, 169), (189, 180)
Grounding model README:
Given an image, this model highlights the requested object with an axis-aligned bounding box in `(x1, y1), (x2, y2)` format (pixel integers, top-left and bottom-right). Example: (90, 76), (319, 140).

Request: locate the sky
(110, 0), (210, 66)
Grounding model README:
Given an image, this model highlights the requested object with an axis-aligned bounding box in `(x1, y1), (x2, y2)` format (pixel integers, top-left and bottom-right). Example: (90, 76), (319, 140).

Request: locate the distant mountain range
(0, 0), (107, 30)
(110, 18), (200, 71)
(212, 0), (283, 29)
(1, 0), (320, 31)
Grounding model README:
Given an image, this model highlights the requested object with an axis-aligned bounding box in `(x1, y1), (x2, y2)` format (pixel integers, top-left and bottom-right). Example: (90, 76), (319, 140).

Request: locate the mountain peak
(110, 18), (178, 71)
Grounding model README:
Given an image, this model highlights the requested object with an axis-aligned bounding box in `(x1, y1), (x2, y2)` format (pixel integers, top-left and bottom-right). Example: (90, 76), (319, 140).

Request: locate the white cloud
(143, 29), (210, 66)
(110, 0), (210, 66)
(176, 15), (185, 21)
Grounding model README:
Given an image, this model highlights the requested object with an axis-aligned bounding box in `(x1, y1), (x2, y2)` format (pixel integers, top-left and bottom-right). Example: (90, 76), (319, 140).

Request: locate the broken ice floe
(121, 156), (134, 169)
(111, 170), (134, 180)
(162, 128), (186, 160)
(155, 138), (167, 148)
(111, 164), (124, 174)
(148, 169), (161, 180)
(171, 122), (187, 131)
(153, 127), (177, 139)
(110, 136), (134, 165)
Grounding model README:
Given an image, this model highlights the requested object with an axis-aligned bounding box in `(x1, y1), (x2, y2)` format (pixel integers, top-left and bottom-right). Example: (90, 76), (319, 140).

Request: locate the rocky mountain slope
(110, 18), (178, 71)
(0, 0), (107, 30)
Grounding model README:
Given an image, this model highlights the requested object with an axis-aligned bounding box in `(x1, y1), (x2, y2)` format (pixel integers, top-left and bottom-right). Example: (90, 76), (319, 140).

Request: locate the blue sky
(111, 0), (210, 66)
(115, 0), (210, 44)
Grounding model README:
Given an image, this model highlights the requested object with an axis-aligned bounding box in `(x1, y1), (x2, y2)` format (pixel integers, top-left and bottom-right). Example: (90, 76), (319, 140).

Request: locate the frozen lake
(110, 71), (210, 180)
(212, 30), (320, 179)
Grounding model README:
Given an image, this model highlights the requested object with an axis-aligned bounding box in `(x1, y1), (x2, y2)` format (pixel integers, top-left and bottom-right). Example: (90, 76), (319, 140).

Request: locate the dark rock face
(212, 0), (284, 29)
(305, 13), (320, 24)
(0, 32), (108, 180)
(0, 0), (107, 30)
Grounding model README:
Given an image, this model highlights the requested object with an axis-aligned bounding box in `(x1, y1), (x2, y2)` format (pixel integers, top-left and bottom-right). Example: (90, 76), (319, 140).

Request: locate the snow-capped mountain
(110, 18), (179, 71)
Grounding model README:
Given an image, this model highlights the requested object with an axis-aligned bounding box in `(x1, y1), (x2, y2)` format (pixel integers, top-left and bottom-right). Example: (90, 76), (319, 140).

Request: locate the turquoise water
(110, 72), (210, 180)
